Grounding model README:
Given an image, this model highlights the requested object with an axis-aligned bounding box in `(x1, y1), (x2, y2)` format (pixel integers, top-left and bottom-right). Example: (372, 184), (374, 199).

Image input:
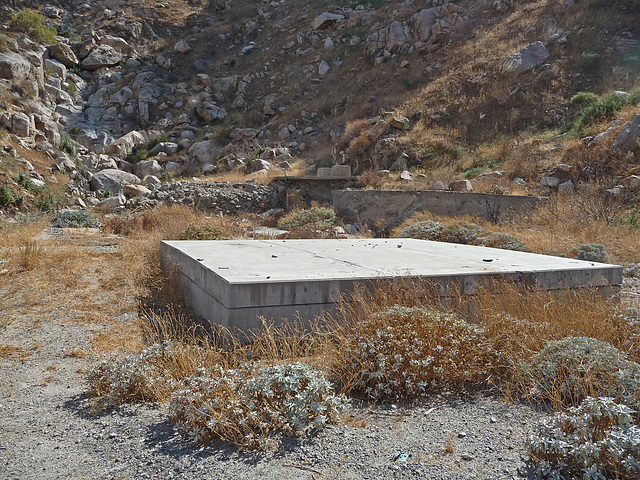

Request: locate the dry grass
(0, 344), (31, 360)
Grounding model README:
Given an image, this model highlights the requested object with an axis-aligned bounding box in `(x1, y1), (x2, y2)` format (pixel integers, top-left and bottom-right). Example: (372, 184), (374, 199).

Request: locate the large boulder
(90, 169), (141, 194)
(105, 131), (146, 157)
(502, 41), (549, 74)
(81, 45), (123, 71)
(188, 140), (219, 166)
(48, 44), (78, 67)
(10, 112), (32, 137)
(611, 114), (640, 157)
(312, 12), (345, 30)
(132, 159), (162, 178)
(0, 52), (32, 83)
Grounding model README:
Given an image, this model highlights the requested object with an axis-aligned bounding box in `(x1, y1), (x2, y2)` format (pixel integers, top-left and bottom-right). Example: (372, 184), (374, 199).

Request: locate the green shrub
(170, 362), (347, 449)
(126, 149), (148, 163)
(278, 206), (337, 231)
(400, 220), (527, 251)
(578, 52), (602, 70)
(9, 10), (57, 45)
(16, 172), (35, 191)
(570, 91), (599, 108)
(51, 210), (99, 228)
(147, 134), (169, 151)
(629, 88), (640, 106)
(60, 134), (75, 156)
(522, 336), (640, 409)
(574, 93), (628, 133)
(527, 397), (640, 480)
(179, 224), (230, 240)
(0, 186), (15, 207)
(66, 81), (77, 98)
(572, 243), (607, 263)
(342, 306), (492, 400)
(36, 190), (56, 212)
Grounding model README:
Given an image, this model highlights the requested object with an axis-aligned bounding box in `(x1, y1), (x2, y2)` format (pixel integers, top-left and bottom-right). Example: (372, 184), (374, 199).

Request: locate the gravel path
(0, 232), (548, 480)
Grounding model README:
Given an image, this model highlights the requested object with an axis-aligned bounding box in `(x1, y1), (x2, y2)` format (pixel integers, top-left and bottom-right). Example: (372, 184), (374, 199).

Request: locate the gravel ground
(0, 231), (560, 480)
(0, 313), (546, 480)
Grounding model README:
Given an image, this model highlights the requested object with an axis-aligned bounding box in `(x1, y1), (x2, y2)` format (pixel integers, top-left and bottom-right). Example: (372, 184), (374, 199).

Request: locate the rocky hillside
(0, 0), (639, 214)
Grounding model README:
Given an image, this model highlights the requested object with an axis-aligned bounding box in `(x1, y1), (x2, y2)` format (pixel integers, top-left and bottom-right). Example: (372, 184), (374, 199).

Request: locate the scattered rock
(81, 45), (124, 71)
(611, 114), (640, 157)
(502, 41), (550, 74)
(48, 44), (79, 67)
(318, 60), (331, 76)
(90, 169), (141, 194)
(450, 179), (472, 192)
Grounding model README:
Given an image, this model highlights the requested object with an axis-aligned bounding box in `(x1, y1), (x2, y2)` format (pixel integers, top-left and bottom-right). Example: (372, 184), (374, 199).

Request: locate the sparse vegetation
(277, 205), (337, 231)
(9, 10), (57, 45)
(51, 210), (99, 228)
(398, 219), (527, 251)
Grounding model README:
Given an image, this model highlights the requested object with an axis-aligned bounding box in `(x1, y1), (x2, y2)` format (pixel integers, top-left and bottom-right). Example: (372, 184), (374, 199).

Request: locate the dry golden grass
(0, 344), (31, 360)
(91, 321), (146, 355)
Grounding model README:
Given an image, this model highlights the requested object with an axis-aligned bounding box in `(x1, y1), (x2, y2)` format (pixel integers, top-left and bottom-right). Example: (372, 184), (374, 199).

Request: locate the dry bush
(338, 119), (371, 151)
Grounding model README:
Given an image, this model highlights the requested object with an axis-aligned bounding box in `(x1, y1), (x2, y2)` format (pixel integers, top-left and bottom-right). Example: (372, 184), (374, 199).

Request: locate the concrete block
(160, 239), (622, 332)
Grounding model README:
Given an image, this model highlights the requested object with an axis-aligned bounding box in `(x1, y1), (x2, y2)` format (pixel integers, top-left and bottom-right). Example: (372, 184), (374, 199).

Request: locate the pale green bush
(51, 210), (99, 228)
(527, 396), (640, 480)
(522, 337), (640, 409)
(87, 341), (177, 407)
(400, 220), (527, 251)
(278, 206), (337, 231)
(572, 243), (607, 263)
(343, 306), (492, 400)
(170, 362), (347, 449)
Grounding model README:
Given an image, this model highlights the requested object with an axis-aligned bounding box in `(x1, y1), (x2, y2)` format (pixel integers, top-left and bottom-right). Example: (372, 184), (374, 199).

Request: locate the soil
(0, 228), (565, 480)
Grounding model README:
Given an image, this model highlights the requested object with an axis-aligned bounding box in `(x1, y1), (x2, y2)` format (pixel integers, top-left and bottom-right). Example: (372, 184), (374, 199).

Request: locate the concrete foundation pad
(160, 239), (622, 331)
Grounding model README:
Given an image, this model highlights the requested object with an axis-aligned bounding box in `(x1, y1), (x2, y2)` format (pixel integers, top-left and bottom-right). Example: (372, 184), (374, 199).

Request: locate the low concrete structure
(332, 190), (545, 225)
(160, 239), (622, 332)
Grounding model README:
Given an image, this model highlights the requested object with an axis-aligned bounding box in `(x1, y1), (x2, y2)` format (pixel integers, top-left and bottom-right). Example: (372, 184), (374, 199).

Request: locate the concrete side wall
(332, 190), (545, 226)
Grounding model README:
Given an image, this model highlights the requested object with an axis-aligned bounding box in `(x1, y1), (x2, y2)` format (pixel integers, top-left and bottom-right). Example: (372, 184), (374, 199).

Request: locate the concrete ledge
(160, 239), (622, 332)
(332, 190), (546, 225)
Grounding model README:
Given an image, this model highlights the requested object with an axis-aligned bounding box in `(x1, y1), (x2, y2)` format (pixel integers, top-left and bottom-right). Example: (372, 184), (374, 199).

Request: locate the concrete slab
(160, 239), (622, 331)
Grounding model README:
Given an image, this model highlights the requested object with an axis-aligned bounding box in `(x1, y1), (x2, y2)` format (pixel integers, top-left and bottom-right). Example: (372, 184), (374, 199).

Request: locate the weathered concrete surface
(160, 239), (621, 331)
(332, 190), (545, 225)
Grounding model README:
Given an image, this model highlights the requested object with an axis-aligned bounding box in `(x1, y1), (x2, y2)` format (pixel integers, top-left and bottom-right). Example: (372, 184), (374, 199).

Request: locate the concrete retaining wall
(332, 190), (545, 226)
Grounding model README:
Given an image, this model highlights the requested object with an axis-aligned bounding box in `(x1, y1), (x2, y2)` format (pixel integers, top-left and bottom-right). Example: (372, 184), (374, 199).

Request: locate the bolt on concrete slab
(160, 239), (622, 331)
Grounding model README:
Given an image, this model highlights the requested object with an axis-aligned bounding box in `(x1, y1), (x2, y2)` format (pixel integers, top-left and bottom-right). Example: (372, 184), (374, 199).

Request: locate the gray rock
(202, 163), (216, 174)
(312, 12), (345, 30)
(90, 169), (141, 194)
(251, 158), (272, 172)
(400, 170), (412, 181)
(540, 176), (560, 188)
(105, 131), (146, 157)
(10, 113), (31, 137)
(318, 60), (331, 76)
(100, 35), (135, 55)
(81, 45), (123, 71)
(133, 160), (162, 178)
(0, 52), (32, 83)
(611, 114), (640, 156)
(450, 179), (472, 192)
(558, 180), (574, 193)
(502, 41), (550, 74)
(229, 128), (259, 142)
(148, 142), (178, 156)
(48, 44), (79, 67)
(188, 140), (219, 166)
(165, 161), (181, 172)
(389, 116), (410, 130)
(95, 194), (126, 211)
(174, 40), (191, 54)
(123, 184), (151, 197)
(44, 59), (67, 81)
